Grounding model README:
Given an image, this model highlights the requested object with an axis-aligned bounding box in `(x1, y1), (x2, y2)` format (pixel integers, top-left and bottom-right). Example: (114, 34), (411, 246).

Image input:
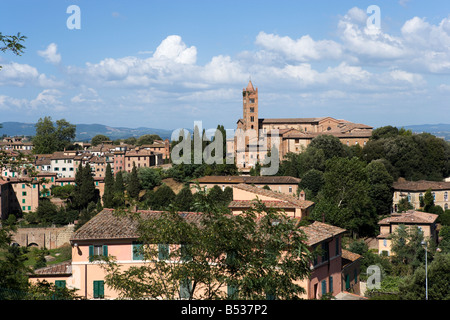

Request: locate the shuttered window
(158, 244), (170, 260)
(132, 242), (144, 260)
(321, 280), (327, 295)
(93, 280), (104, 299)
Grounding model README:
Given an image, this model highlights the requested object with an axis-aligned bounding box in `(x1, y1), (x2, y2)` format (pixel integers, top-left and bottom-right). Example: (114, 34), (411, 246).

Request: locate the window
(249, 98), (255, 103)
(55, 280), (66, 288)
(321, 242), (329, 262)
(321, 280), (327, 295)
(383, 239), (387, 247)
(181, 244), (192, 261)
(22, 184), (25, 189)
(250, 107), (254, 112)
(93, 280), (104, 299)
(329, 276), (333, 293)
(289, 186), (292, 193)
(345, 274), (350, 290)
(89, 245), (108, 262)
(227, 283), (238, 299)
(158, 244), (170, 260)
(445, 192), (448, 201)
(180, 278), (192, 299)
(335, 237), (340, 256)
(132, 242), (144, 260)
(28, 206), (31, 211)
(22, 199), (25, 204)
(250, 116), (254, 122)
(22, 191), (27, 196)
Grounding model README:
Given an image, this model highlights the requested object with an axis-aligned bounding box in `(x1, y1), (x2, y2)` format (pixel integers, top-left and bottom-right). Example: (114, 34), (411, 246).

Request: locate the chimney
(299, 190), (306, 201)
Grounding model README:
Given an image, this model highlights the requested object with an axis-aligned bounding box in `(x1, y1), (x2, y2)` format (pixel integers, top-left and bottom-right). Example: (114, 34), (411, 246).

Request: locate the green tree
(147, 184), (176, 210)
(127, 163), (141, 200)
(91, 134), (110, 146)
(298, 169), (325, 199)
(398, 253), (450, 300)
(136, 134), (162, 146)
(390, 225), (427, 276)
(312, 157), (377, 237)
(423, 189), (434, 212)
(173, 186), (195, 211)
(0, 32), (26, 70)
(102, 163), (114, 208)
(32, 117), (76, 154)
(366, 160), (394, 215)
(102, 197), (312, 300)
(138, 167), (162, 190)
(397, 196), (413, 213)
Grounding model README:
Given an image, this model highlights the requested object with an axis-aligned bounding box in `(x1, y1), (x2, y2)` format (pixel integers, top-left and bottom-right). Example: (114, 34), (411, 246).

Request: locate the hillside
(0, 122), (173, 141)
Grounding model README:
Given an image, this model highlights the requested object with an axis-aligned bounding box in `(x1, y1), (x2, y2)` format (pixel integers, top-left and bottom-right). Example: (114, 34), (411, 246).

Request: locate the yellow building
(392, 178), (450, 211)
(377, 210), (438, 256)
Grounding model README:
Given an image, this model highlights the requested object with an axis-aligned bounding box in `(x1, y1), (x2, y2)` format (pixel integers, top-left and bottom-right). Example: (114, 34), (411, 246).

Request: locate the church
(228, 81), (373, 171)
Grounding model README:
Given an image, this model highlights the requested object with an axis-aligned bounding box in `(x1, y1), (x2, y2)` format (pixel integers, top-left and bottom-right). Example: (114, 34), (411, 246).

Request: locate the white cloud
(255, 31), (342, 62)
(153, 35), (197, 65)
(37, 43), (61, 65)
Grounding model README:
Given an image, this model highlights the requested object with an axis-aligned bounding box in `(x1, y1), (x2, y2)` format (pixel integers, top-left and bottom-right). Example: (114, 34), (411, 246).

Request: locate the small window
(329, 276), (333, 293)
(321, 280), (327, 295)
(55, 280), (66, 288)
(22, 191), (27, 196)
(132, 242), (144, 260)
(93, 280), (104, 299)
(158, 244), (170, 260)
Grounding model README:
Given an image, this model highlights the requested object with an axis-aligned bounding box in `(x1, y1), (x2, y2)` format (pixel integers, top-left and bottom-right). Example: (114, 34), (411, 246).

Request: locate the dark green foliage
(32, 117), (76, 154)
(363, 127), (450, 181)
(366, 160), (394, 215)
(173, 186), (195, 211)
(298, 169), (324, 199)
(398, 253), (450, 300)
(146, 184), (176, 210)
(91, 134), (110, 146)
(312, 157), (377, 237)
(138, 167), (162, 190)
(102, 163), (114, 208)
(127, 163), (141, 200)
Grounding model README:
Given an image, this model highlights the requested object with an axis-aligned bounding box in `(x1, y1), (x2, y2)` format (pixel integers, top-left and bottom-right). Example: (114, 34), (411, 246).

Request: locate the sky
(1, 0), (450, 133)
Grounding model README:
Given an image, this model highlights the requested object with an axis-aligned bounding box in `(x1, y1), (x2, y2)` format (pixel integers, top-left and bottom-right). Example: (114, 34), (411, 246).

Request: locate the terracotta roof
(50, 152), (75, 160)
(191, 175), (301, 185)
(228, 200), (299, 209)
(299, 221), (346, 246)
(259, 118), (323, 124)
(378, 210), (438, 225)
(392, 179), (450, 191)
(31, 261), (72, 276)
(232, 183), (314, 209)
(71, 209), (204, 241)
(341, 249), (362, 262)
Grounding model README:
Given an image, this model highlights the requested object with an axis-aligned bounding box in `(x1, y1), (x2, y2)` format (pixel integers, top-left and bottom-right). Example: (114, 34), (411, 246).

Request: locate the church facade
(228, 81), (373, 171)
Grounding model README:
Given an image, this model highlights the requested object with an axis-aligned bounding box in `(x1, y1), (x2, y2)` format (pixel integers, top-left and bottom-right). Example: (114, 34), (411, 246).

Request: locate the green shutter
(89, 245), (94, 262)
(133, 242), (144, 260)
(321, 280), (327, 295)
(102, 245), (108, 257)
(345, 274), (350, 290)
(93, 280), (104, 299)
(55, 280), (66, 288)
(335, 237), (339, 256)
(158, 244), (169, 260)
(227, 283), (238, 299)
(180, 278), (191, 299)
(329, 276), (333, 293)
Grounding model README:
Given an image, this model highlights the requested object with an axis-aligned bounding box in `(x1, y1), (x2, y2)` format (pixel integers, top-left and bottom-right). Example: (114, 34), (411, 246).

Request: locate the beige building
(190, 175), (301, 195)
(392, 178), (450, 211)
(377, 210), (438, 256)
(228, 183), (314, 220)
(230, 81), (373, 171)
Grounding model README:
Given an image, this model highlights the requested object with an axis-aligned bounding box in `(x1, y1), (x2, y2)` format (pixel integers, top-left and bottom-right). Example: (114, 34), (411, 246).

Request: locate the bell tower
(242, 80), (259, 135)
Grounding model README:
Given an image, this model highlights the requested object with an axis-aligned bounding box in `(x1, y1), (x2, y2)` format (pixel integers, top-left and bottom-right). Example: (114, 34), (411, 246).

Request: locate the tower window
(250, 116), (255, 122)
(249, 98), (255, 103)
(250, 107), (254, 112)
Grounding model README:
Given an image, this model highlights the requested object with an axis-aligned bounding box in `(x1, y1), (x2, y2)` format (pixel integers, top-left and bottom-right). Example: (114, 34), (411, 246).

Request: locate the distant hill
(0, 122), (174, 142)
(402, 124), (450, 141)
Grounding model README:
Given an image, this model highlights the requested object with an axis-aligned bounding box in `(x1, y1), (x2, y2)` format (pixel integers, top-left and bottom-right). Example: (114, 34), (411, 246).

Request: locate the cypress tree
(127, 162), (141, 200)
(102, 163), (114, 208)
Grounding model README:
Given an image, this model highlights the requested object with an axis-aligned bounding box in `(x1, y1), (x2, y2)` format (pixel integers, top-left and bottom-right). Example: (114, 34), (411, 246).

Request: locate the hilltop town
(1, 82), (449, 301)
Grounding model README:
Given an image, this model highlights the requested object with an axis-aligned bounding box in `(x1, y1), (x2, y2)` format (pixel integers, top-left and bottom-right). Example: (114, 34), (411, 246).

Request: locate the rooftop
(299, 221), (346, 246)
(378, 210), (439, 225)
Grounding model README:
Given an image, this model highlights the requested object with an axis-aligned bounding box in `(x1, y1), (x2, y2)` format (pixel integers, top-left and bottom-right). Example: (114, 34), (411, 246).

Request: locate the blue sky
(1, 0), (450, 132)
